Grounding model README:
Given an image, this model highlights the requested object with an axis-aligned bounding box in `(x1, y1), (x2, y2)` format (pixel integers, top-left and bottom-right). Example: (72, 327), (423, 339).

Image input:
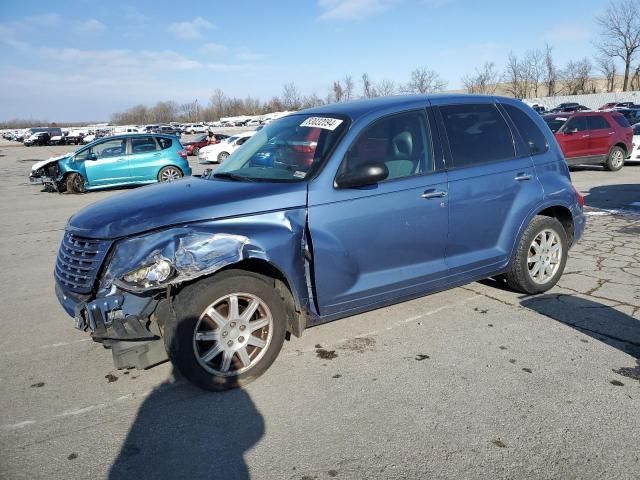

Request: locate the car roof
(299, 94), (519, 122)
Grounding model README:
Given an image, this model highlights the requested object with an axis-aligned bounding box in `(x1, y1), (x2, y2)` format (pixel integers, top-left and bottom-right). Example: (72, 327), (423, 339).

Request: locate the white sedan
(630, 124), (640, 161)
(198, 131), (255, 164)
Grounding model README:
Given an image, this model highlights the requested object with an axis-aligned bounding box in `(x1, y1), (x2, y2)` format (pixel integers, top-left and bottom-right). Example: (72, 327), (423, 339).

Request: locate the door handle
(515, 173), (533, 181)
(116, 157), (127, 162)
(608, 132), (615, 135)
(581, 134), (590, 138)
(421, 189), (447, 199)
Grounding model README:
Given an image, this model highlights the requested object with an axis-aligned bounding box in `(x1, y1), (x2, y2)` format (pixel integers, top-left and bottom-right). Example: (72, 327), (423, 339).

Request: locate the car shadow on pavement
(583, 183), (640, 210)
(521, 294), (640, 360)
(108, 369), (263, 480)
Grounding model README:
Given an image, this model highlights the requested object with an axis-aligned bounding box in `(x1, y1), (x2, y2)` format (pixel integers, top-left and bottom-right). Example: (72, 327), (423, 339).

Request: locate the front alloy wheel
(193, 293), (273, 376)
(165, 270), (287, 391)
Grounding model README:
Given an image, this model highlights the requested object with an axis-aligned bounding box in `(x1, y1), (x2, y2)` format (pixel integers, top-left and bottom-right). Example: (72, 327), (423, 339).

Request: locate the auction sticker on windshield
(300, 117), (343, 130)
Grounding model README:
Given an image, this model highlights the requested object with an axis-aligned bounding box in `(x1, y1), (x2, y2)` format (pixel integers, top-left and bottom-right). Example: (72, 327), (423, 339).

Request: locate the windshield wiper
(212, 172), (253, 182)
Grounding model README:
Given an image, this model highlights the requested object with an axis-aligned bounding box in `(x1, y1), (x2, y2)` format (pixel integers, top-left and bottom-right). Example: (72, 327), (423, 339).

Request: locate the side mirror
(335, 162), (389, 189)
(565, 127), (578, 134)
(86, 152), (98, 161)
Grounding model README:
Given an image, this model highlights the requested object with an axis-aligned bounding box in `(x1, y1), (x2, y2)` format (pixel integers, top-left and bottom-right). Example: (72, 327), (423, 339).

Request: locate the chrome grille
(55, 233), (111, 294)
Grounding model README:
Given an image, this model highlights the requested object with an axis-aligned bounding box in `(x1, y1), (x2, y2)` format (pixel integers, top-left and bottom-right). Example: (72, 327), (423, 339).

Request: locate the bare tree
(543, 43), (558, 96)
(631, 63), (640, 90)
(361, 72), (377, 98)
(282, 82), (302, 110)
(524, 49), (545, 97)
(461, 61), (499, 94)
(343, 75), (355, 101)
(405, 67), (447, 93)
(503, 53), (530, 99)
(561, 58), (593, 95)
(596, 55), (618, 92)
(595, 0), (640, 91)
(301, 92), (325, 109)
(331, 80), (344, 102)
(377, 79), (396, 96)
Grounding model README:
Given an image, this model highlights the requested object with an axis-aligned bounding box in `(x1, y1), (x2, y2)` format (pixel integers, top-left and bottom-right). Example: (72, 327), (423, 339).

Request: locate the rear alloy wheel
(165, 271), (287, 391)
(505, 215), (568, 294)
(605, 146), (625, 171)
(158, 166), (183, 183)
(65, 173), (85, 194)
(217, 151), (229, 163)
(192, 147), (200, 156)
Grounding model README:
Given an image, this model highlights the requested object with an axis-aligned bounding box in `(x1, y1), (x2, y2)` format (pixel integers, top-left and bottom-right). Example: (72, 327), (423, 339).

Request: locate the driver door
(81, 138), (130, 186)
(308, 109), (449, 317)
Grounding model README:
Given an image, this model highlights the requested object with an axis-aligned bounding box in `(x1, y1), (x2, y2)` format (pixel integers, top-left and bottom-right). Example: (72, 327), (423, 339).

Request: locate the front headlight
(120, 257), (173, 289)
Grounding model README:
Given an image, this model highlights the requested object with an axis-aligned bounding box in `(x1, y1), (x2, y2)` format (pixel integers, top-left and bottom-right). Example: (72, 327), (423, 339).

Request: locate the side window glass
(157, 137), (172, 150)
(130, 136), (158, 154)
(92, 139), (126, 159)
(236, 137), (248, 146)
(440, 103), (515, 168)
(75, 147), (90, 161)
(587, 116), (611, 130)
(503, 104), (548, 155)
(341, 110), (433, 181)
(565, 117), (587, 132)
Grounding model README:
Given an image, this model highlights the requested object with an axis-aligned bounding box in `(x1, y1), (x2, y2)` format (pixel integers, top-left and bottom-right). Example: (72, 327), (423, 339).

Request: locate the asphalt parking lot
(0, 140), (639, 480)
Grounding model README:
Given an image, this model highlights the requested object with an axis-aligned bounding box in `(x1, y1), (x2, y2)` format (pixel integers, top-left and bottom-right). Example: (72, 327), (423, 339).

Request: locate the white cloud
(318, 0), (398, 21)
(25, 13), (60, 26)
(122, 5), (151, 23)
(236, 47), (264, 61)
(0, 12), (60, 37)
(77, 19), (106, 33)
(168, 17), (215, 40)
(202, 42), (228, 53)
(543, 25), (591, 43)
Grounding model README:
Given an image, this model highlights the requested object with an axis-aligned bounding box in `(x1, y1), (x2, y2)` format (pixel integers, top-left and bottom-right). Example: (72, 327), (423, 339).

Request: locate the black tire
(605, 146), (625, 171)
(65, 173), (85, 194)
(157, 166), (183, 183)
(505, 216), (568, 294)
(217, 151), (229, 163)
(192, 146), (200, 156)
(164, 270), (287, 391)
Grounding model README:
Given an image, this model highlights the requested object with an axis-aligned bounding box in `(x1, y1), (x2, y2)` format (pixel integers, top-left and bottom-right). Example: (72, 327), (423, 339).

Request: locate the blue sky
(0, 0), (607, 122)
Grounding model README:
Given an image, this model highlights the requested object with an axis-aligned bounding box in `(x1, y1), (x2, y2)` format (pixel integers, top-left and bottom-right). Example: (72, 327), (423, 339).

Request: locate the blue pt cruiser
(54, 95), (585, 391)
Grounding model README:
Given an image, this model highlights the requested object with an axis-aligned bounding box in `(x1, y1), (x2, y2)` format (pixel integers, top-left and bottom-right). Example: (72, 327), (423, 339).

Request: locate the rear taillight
(178, 149), (187, 160)
(573, 186), (585, 207)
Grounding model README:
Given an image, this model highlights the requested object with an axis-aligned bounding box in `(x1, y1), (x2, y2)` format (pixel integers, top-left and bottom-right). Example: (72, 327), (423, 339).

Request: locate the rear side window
(440, 103), (515, 167)
(502, 104), (548, 155)
(587, 116), (611, 130)
(564, 116), (588, 132)
(130, 136), (158, 154)
(612, 114), (631, 128)
(156, 137), (172, 150)
(341, 110), (433, 181)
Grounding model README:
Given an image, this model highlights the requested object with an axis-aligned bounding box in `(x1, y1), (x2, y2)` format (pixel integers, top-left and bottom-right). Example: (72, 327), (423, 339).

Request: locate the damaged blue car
(54, 95), (585, 391)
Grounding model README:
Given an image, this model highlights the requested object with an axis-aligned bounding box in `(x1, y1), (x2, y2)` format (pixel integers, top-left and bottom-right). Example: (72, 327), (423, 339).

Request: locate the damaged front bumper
(55, 281), (169, 369)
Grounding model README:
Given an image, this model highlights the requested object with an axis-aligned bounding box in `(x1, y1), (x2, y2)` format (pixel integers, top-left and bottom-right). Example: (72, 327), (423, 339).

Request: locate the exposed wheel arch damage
(101, 209), (313, 338)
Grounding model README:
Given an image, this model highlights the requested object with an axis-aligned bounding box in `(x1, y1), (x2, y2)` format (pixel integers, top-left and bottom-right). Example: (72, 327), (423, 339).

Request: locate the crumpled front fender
(100, 209), (311, 312)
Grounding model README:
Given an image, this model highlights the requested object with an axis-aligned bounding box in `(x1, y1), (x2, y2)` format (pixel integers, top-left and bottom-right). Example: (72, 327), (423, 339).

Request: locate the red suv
(543, 111), (632, 171)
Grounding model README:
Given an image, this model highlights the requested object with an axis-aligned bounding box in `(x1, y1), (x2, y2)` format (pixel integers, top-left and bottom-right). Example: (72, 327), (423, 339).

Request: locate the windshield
(213, 114), (348, 182)
(543, 116), (568, 133)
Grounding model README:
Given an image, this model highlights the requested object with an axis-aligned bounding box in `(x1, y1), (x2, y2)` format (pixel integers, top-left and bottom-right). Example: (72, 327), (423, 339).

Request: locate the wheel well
(218, 258), (305, 338)
(537, 206), (574, 245)
(614, 142), (627, 154)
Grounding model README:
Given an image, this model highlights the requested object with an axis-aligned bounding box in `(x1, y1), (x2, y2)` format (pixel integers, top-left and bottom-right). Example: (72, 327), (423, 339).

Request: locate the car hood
(67, 177), (308, 239)
(31, 153), (73, 172)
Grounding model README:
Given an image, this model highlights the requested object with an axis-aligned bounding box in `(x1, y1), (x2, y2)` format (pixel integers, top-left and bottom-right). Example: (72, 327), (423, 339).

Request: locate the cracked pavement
(0, 142), (639, 480)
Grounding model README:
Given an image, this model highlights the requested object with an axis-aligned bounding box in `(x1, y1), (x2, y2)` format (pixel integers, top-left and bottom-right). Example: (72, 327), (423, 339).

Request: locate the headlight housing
(120, 257), (173, 289)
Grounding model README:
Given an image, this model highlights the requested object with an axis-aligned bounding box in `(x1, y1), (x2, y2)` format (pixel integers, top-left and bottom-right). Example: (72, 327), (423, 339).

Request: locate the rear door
(586, 114), (613, 156)
(128, 135), (162, 181)
(434, 101), (544, 279)
(308, 109), (449, 316)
